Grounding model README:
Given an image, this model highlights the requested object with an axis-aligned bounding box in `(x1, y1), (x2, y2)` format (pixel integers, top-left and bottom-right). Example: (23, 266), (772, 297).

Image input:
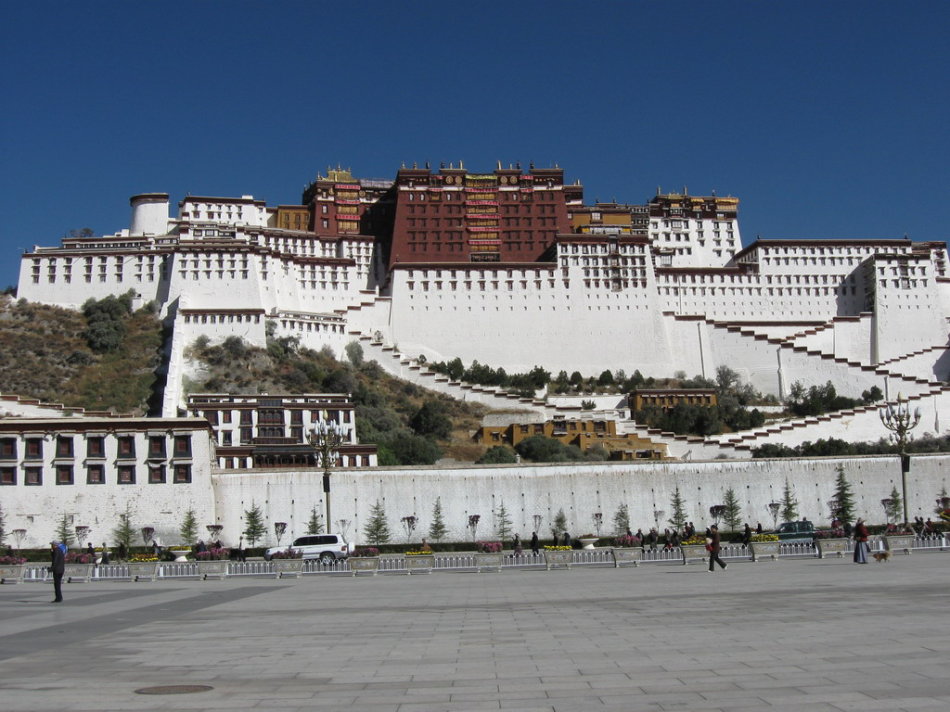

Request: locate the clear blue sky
(2, 1), (948, 288)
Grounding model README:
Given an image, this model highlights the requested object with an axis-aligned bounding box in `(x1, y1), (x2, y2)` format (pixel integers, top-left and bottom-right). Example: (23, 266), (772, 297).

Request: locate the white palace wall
(210, 455), (950, 548)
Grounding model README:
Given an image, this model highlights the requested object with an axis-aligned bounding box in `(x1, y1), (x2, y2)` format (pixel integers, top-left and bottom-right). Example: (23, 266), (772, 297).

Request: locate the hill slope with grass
(0, 294), (164, 415)
(183, 335), (495, 464)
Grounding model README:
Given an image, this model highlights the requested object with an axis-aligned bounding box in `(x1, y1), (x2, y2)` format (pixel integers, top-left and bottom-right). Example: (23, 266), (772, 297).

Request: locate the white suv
(264, 534), (349, 564)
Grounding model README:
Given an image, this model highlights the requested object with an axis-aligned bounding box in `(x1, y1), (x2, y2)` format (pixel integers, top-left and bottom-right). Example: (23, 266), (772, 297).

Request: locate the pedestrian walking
(513, 534), (522, 555)
(100, 542), (110, 565)
(707, 525), (727, 573)
(853, 518), (869, 564)
(49, 541), (65, 603)
(530, 531), (539, 556)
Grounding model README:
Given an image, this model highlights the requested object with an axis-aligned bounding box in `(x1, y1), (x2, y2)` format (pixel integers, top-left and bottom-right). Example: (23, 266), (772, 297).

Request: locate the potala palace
(5, 163), (949, 548)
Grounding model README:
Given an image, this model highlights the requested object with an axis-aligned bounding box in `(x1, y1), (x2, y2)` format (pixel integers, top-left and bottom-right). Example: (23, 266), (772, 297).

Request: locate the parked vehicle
(774, 520), (816, 543)
(264, 534), (349, 564)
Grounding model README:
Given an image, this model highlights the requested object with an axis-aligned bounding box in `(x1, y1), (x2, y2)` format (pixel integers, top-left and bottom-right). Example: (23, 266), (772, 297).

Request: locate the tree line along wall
(210, 454), (948, 548)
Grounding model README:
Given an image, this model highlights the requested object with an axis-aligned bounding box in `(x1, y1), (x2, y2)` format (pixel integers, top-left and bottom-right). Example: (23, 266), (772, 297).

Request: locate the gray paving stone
(1, 553), (949, 711)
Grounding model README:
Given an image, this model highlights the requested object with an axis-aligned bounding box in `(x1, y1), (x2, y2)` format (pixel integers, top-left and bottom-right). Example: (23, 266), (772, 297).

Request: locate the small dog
(872, 550), (891, 563)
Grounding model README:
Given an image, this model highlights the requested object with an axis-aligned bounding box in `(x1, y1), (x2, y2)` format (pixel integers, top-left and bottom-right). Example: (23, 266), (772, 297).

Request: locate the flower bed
(0, 555), (27, 565)
(543, 545), (572, 551)
(613, 535), (641, 548)
(196, 547), (230, 561)
(750, 534), (779, 542)
(476, 541), (502, 553)
(65, 552), (94, 564)
(269, 547), (302, 559)
(352, 547), (379, 557)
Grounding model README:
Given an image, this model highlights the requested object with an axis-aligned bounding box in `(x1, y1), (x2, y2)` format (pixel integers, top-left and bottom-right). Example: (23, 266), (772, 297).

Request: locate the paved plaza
(0, 553), (948, 712)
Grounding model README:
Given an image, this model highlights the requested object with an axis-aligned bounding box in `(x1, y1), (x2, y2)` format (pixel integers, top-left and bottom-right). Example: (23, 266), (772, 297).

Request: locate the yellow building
(474, 417), (668, 460)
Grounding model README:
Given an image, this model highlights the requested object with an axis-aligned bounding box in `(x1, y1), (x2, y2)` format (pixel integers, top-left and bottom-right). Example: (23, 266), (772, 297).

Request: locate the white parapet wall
(210, 454), (949, 548)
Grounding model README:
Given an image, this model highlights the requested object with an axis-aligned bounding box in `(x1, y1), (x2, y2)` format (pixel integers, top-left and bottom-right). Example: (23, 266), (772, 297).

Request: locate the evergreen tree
(612, 503), (630, 535)
(179, 508), (198, 546)
(780, 478), (799, 522)
(553, 508), (568, 538)
(428, 497), (448, 542)
(669, 486), (687, 530)
(832, 464), (856, 525)
(56, 512), (75, 546)
(243, 502), (267, 546)
(495, 500), (513, 544)
(112, 504), (135, 552)
(363, 500), (391, 545)
(885, 485), (902, 524)
(722, 487), (742, 531)
(305, 505), (324, 535)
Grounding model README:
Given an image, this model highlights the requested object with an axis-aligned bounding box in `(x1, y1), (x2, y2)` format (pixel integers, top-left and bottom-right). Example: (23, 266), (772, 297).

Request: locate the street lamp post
(880, 498), (894, 526)
(308, 416), (348, 537)
(767, 502), (781, 531)
(880, 393), (921, 524)
(274, 521), (287, 547)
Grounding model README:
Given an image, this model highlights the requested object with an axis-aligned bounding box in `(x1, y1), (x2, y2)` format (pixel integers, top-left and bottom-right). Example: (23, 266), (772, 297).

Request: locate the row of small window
(0, 463), (191, 486)
(0, 435), (191, 460)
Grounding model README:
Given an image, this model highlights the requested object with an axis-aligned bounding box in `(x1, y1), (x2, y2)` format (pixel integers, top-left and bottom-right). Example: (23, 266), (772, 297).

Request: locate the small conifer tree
(832, 465), (856, 525)
(112, 504), (135, 552)
(179, 508), (198, 546)
(242, 502), (267, 546)
(780, 478), (799, 522)
(553, 508), (568, 538)
(495, 500), (513, 544)
(613, 503), (630, 535)
(669, 486), (687, 530)
(56, 512), (75, 547)
(428, 497), (448, 542)
(885, 485), (902, 524)
(722, 488), (742, 531)
(305, 505), (324, 535)
(363, 500), (391, 545)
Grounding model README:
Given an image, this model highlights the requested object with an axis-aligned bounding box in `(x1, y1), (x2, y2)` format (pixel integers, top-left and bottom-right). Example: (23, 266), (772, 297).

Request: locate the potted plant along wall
(749, 534), (781, 562)
(64, 552), (95, 582)
(348, 547), (380, 576)
(814, 529), (849, 558)
(195, 546), (230, 579)
(269, 548), (305, 578)
(126, 553), (161, 581)
(0, 555), (27, 584)
(475, 541), (503, 572)
(404, 548), (436, 574)
(610, 534), (642, 567)
(577, 534), (599, 550)
(679, 535), (709, 565)
(543, 545), (573, 570)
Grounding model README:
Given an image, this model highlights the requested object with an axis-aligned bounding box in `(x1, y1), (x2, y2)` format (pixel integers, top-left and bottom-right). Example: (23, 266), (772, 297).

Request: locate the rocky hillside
(0, 295), (164, 415)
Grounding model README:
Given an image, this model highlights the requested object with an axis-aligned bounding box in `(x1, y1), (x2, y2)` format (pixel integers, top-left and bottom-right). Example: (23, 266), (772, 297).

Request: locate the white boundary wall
(211, 455), (949, 548)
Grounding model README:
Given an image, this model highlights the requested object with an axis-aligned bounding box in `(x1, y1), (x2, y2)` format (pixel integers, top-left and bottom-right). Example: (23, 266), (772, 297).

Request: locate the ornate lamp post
(308, 415), (348, 536)
(274, 522), (287, 547)
(767, 502), (781, 530)
(401, 515), (417, 543)
(468, 514), (481, 541)
(336, 519), (351, 541)
(880, 498), (894, 526)
(880, 393), (921, 524)
(709, 505), (726, 527)
(12, 528), (27, 551)
(532, 514), (542, 535)
(74, 525), (90, 549)
(141, 526), (155, 547)
(592, 512), (603, 537)
(653, 509), (664, 531)
(206, 524), (223, 543)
